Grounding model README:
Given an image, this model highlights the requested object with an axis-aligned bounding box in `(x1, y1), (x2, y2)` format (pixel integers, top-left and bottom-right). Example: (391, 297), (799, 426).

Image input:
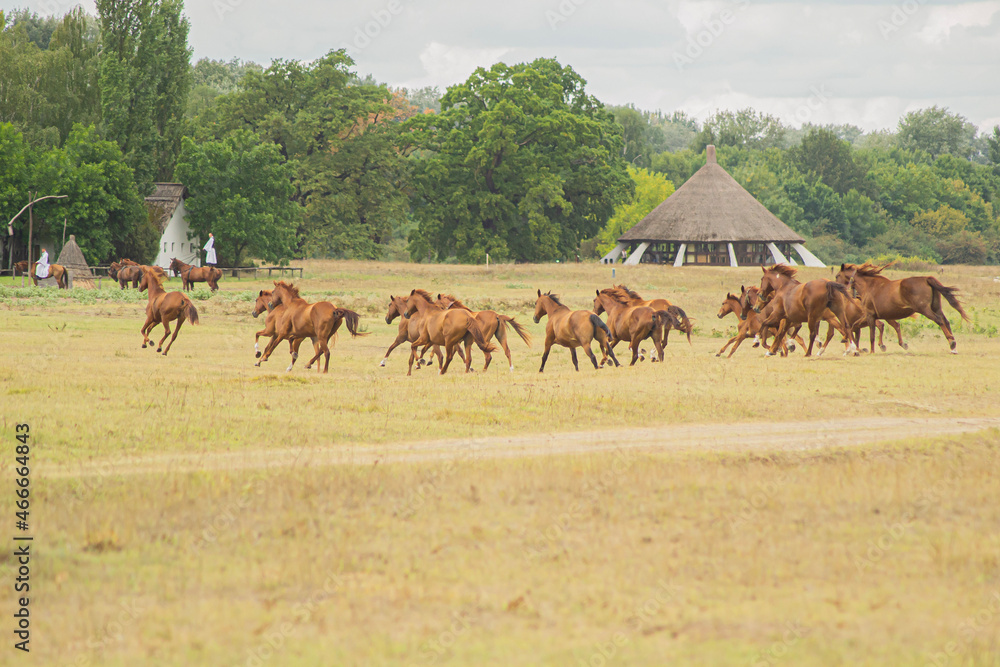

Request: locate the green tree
(788, 128), (868, 196)
(594, 166), (674, 255)
(174, 132), (298, 266)
(692, 108), (786, 152)
(897, 106), (978, 159)
(910, 204), (968, 236)
(401, 58), (633, 263)
(97, 0), (191, 189)
(29, 124), (151, 263)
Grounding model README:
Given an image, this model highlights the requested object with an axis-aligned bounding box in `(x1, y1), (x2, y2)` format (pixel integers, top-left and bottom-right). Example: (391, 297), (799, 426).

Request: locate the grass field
(2, 260), (1000, 665)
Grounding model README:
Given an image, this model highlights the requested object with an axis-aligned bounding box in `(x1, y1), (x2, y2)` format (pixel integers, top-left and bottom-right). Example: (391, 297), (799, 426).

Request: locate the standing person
(203, 233), (217, 267)
(35, 247), (49, 278)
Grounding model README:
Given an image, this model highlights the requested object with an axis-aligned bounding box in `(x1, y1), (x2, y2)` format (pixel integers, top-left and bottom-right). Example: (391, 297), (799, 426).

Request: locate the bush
(935, 230), (990, 265)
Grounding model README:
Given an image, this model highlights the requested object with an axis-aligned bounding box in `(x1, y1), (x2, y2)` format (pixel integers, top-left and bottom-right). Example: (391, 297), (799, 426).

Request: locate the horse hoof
(764, 351), (774, 357)
(255, 351), (262, 358)
(903, 344), (909, 350)
(156, 347), (162, 353)
(879, 345), (887, 352)
(379, 360), (386, 367)
(509, 366), (514, 372)
(788, 344), (796, 352)
(141, 344), (147, 348)
(950, 349), (958, 355)
(162, 351), (168, 356)
(286, 365), (294, 372)
(254, 362), (261, 367)
(751, 343), (759, 348)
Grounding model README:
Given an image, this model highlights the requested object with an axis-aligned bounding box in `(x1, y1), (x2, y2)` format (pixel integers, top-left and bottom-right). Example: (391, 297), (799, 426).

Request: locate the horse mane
(613, 284), (644, 301)
(853, 262), (889, 277)
(768, 263), (798, 278)
(274, 281), (301, 298)
(439, 294), (472, 311)
(411, 288), (435, 302)
(599, 287), (632, 306)
(544, 292), (564, 307)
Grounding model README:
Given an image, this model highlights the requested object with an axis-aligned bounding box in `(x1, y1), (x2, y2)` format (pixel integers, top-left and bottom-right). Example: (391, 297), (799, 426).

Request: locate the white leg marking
(379, 358), (386, 367)
(254, 342), (259, 353)
(509, 365), (514, 372)
(286, 363), (294, 372)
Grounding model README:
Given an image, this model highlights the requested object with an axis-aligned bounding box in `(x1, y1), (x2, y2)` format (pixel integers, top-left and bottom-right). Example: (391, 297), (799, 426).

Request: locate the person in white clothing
(35, 248), (49, 278)
(203, 233), (217, 266)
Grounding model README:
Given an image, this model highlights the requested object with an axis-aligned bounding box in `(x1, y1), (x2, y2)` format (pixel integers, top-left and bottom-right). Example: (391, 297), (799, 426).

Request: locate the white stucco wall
(154, 200), (200, 270)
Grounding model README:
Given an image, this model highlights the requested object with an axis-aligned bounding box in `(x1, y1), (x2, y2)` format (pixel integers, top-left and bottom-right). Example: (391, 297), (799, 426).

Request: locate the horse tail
(590, 313), (611, 342)
(186, 298), (200, 325)
(499, 314), (532, 347)
(668, 305), (692, 344)
(654, 308), (682, 331)
(335, 308), (367, 337)
(927, 277), (970, 322)
(466, 316), (496, 352)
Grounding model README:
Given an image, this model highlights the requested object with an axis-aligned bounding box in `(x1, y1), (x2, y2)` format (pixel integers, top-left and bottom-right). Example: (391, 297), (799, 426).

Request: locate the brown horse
(380, 294), (447, 370)
(436, 293), (532, 372)
(257, 282), (366, 373)
(612, 285), (693, 345)
(251, 289), (300, 361)
(138, 271), (199, 355)
(170, 258), (221, 292)
(593, 288), (680, 365)
(716, 286), (801, 358)
(403, 289), (495, 376)
(15, 261), (69, 288)
(836, 262), (968, 353)
(117, 264), (144, 289)
(533, 290), (619, 372)
(757, 264), (856, 357)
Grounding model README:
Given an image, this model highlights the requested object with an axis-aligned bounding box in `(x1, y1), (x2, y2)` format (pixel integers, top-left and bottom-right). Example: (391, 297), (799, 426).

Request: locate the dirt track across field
(45, 416), (1000, 479)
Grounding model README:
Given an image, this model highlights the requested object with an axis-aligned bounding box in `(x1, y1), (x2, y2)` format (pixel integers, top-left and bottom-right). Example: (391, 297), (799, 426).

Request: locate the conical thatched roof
(145, 183), (187, 233)
(56, 235), (93, 277)
(619, 146), (803, 244)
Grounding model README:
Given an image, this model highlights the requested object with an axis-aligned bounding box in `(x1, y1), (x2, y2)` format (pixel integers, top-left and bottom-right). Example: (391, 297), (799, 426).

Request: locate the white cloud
(915, 1), (1000, 44)
(415, 42), (510, 88)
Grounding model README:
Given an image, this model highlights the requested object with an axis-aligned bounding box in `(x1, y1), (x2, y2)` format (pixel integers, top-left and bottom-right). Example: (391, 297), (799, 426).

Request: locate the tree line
(2, 4), (999, 267)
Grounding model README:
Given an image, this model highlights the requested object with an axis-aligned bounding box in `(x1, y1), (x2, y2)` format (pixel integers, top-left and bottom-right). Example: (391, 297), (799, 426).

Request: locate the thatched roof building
(602, 145), (824, 267)
(146, 183), (187, 233)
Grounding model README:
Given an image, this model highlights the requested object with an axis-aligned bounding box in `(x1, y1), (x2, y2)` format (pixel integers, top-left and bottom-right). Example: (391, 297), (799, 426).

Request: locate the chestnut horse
(836, 262), (968, 353)
(593, 288), (680, 365)
(251, 289), (299, 361)
(533, 290), (619, 372)
(258, 282), (365, 373)
(15, 261), (69, 288)
(380, 294), (446, 370)
(170, 258), (221, 292)
(757, 264), (856, 357)
(716, 286), (801, 358)
(138, 271), (199, 355)
(435, 293), (532, 372)
(403, 289), (495, 376)
(612, 285), (693, 345)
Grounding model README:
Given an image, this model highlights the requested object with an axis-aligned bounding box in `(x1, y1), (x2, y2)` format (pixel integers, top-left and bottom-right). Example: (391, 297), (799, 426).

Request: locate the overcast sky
(12, 0), (1000, 132)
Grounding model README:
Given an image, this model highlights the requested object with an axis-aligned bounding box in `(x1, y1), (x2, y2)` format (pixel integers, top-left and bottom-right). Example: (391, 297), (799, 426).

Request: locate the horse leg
(921, 306), (957, 353)
(765, 320), (788, 356)
(539, 335), (555, 373)
(140, 316), (155, 348)
(875, 320), (886, 352)
(440, 341), (457, 375)
(584, 344), (601, 369)
(629, 338), (641, 366)
(815, 321), (836, 357)
(156, 320), (172, 353)
(570, 346), (580, 371)
(496, 324), (514, 372)
(161, 316), (185, 356)
(726, 333), (748, 358)
(463, 334), (475, 373)
(380, 332), (409, 367)
(887, 319), (907, 350)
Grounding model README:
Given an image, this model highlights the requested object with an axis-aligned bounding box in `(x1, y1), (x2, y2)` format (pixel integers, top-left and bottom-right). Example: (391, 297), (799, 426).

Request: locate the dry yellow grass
(2, 260), (1000, 665)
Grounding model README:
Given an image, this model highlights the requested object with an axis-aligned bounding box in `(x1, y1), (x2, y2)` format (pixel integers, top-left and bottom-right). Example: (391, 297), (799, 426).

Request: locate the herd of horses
(715, 262), (969, 358)
(11, 255), (971, 371)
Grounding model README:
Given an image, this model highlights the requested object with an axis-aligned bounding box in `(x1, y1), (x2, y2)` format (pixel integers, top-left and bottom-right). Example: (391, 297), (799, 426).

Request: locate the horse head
(253, 290), (272, 318)
(718, 293), (738, 319)
(593, 290), (606, 316)
(385, 295), (403, 324)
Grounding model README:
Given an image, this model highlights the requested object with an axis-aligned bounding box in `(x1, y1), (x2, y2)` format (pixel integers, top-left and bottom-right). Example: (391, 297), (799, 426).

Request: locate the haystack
(55, 235), (95, 289)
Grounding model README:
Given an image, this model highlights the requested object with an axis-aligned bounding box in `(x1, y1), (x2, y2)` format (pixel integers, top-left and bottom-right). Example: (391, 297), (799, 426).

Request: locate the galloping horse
(403, 289), (495, 376)
(757, 264), (856, 357)
(14, 261), (69, 288)
(258, 282), (365, 373)
(612, 285), (693, 345)
(138, 271), (199, 355)
(435, 293), (532, 372)
(251, 289), (297, 360)
(169, 258), (221, 292)
(593, 288), (680, 365)
(836, 262), (968, 353)
(380, 294), (447, 370)
(533, 290), (619, 372)
(716, 286), (801, 358)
